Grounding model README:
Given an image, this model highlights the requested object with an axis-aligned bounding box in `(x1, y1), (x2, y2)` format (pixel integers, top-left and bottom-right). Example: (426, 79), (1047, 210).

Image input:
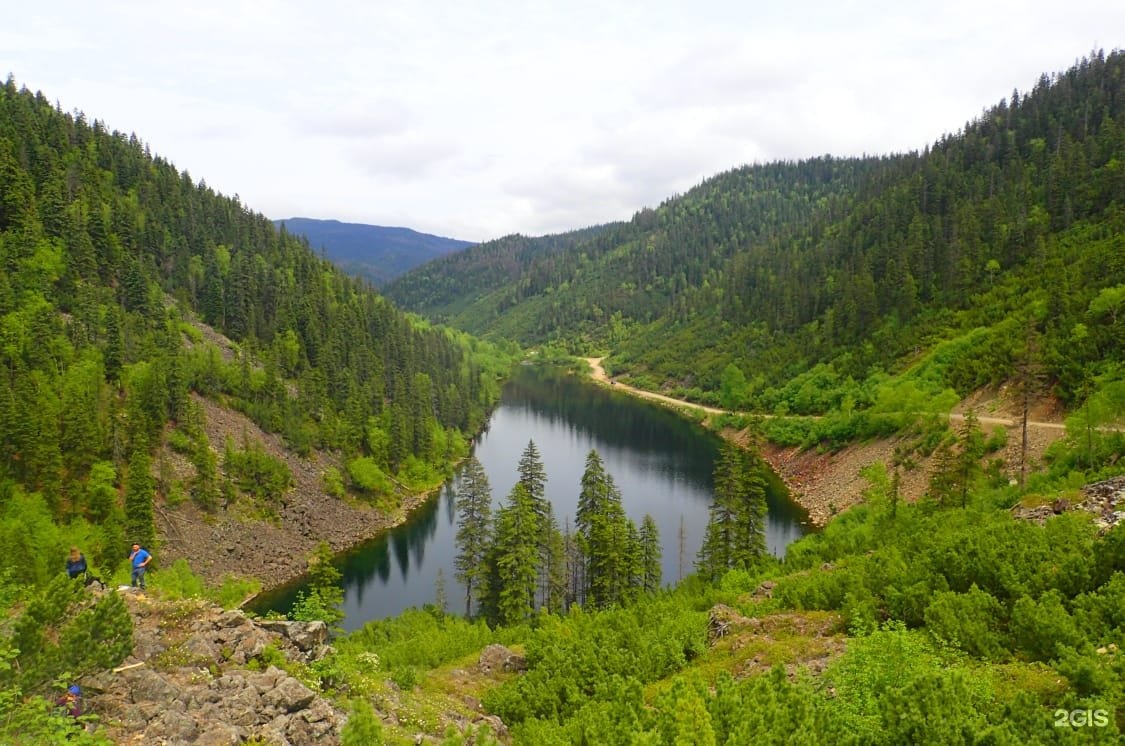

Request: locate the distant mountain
(274, 217), (474, 286)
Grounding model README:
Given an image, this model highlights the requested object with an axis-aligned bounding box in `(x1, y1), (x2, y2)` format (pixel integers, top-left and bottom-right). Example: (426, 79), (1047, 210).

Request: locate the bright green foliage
(341, 606), (494, 674)
(346, 456), (394, 498)
(1009, 590), (1085, 662)
(340, 698), (384, 745)
(223, 435), (293, 504)
(290, 541), (344, 628)
(483, 596), (707, 725)
(5, 576), (131, 691)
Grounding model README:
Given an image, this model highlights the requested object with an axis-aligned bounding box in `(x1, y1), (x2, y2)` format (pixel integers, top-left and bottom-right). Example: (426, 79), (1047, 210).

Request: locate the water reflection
(253, 365), (808, 630)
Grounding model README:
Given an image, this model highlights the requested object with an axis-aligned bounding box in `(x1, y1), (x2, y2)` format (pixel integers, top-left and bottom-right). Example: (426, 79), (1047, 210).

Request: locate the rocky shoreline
(157, 393), (452, 598)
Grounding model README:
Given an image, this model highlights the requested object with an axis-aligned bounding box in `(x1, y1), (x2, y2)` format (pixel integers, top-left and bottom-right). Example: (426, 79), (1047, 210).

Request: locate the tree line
(454, 439), (770, 626)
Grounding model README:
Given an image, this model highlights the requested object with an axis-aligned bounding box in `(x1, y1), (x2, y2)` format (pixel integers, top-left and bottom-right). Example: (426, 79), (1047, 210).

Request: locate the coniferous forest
(1, 51), (1124, 744)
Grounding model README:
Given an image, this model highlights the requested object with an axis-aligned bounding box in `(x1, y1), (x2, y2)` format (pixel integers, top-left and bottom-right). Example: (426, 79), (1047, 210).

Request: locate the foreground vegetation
(315, 422), (1124, 744)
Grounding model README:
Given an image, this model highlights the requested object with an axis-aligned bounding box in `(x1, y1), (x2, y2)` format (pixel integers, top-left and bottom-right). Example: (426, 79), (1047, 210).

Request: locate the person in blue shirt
(129, 543), (151, 590)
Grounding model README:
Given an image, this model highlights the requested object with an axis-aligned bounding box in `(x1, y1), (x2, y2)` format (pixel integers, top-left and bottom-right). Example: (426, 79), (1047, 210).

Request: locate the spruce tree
(454, 456), (492, 616)
(516, 440), (552, 605)
(485, 483), (541, 626)
(576, 449), (635, 608)
(124, 440), (156, 550)
(697, 442), (767, 581)
(639, 514), (662, 593)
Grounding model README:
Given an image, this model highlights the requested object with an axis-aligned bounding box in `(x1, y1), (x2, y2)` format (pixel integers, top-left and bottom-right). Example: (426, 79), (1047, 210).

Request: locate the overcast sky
(2, 2), (1120, 242)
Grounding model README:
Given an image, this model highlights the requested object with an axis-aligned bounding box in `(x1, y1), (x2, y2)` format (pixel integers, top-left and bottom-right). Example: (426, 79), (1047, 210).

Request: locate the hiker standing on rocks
(129, 543), (151, 590)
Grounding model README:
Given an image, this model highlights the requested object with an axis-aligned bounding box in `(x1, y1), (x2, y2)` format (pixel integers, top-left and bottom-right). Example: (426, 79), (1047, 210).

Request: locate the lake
(255, 365), (808, 630)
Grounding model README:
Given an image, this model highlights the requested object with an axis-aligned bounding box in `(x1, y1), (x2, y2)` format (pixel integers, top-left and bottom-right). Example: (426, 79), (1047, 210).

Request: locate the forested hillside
(274, 217), (473, 287)
(0, 73), (511, 585)
(388, 51), (1124, 416)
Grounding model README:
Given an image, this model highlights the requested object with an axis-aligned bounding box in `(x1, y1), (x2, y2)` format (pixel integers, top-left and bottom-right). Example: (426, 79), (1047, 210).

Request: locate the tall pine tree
(454, 456), (492, 616)
(697, 442), (767, 581)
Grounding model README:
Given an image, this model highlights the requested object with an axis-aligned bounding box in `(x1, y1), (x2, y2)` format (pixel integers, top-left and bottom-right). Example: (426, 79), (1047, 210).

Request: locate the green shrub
(923, 585), (1007, 660)
(1009, 590), (1083, 662)
(346, 457), (393, 496)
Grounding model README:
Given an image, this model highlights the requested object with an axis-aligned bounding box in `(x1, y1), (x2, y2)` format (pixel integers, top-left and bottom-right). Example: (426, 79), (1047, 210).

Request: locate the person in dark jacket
(66, 547), (105, 590)
(55, 684), (82, 718)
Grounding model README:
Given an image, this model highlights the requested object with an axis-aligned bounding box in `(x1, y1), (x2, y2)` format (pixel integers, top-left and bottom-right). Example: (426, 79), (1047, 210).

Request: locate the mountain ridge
(275, 216), (474, 286)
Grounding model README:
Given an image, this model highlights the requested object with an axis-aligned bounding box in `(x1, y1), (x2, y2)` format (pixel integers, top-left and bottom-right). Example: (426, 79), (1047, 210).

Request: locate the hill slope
(388, 50), (1125, 420)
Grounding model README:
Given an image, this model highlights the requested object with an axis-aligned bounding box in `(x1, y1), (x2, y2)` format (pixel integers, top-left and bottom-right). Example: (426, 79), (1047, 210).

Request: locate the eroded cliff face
(78, 591), (343, 745)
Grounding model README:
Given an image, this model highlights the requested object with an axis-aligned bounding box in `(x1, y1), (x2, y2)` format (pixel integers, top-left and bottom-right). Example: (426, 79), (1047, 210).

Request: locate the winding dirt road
(585, 358), (1068, 431)
(585, 357), (1078, 526)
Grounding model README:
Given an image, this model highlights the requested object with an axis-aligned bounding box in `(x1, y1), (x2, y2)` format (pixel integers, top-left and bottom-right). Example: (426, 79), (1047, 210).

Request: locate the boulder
(478, 644), (527, 674)
(264, 676), (317, 713)
(127, 667), (180, 703)
(146, 708), (199, 743)
(258, 619), (329, 651)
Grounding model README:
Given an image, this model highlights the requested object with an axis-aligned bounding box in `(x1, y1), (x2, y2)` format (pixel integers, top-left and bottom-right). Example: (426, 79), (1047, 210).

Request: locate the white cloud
(2, 1), (1121, 241)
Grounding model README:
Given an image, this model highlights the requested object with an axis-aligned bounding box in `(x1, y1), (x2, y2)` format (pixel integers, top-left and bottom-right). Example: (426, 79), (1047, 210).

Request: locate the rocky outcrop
(1012, 475), (1125, 533)
(477, 644), (527, 674)
(80, 592), (343, 745)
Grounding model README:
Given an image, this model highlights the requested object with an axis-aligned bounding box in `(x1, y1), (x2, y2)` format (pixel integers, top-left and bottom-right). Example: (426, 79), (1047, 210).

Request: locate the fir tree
(124, 441), (156, 550)
(639, 514), (662, 593)
(697, 442), (767, 581)
(485, 483), (541, 626)
(576, 449), (637, 608)
(454, 456), (492, 616)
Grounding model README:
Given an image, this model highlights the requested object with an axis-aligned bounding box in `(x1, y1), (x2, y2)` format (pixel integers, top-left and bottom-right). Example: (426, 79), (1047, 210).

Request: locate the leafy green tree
(718, 363), (749, 410)
(290, 541), (344, 628)
(454, 456), (492, 616)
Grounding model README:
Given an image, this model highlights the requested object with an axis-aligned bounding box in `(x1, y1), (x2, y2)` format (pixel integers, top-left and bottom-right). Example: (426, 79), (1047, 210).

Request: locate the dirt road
(584, 357), (1072, 526)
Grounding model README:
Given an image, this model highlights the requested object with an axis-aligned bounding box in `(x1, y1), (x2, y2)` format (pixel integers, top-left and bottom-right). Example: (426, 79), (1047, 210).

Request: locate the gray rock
(287, 710), (341, 745)
(128, 667), (180, 703)
(226, 685), (266, 726)
(146, 708), (199, 743)
(258, 619), (329, 651)
(264, 676), (316, 712)
(478, 644), (527, 674)
(216, 609), (251, 628)
(196, 723), (244, 746)
(248, 665), (286, 692)
(184, 634), (221, 662)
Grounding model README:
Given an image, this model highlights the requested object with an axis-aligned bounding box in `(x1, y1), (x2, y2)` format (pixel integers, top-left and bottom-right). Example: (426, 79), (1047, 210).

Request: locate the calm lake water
(254, 365), (808, 630)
